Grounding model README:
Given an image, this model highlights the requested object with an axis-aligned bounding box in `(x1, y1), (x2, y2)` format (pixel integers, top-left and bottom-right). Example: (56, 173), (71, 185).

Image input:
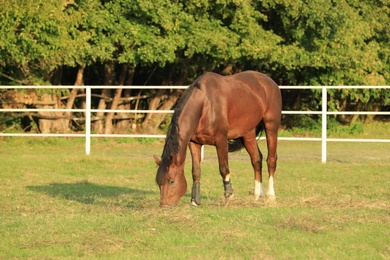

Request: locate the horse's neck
(174, 94), (203, 166)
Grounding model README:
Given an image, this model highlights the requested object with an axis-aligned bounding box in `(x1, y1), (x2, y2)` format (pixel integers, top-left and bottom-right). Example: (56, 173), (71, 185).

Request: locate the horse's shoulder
(192, 72), (220, 89)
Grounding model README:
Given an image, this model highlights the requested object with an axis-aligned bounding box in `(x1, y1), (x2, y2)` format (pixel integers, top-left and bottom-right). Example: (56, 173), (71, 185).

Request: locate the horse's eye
(169, 179), (175, 185)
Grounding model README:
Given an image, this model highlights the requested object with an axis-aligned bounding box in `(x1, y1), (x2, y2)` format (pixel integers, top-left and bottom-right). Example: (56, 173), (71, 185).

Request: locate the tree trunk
(66, 64), (85, 115)
(92, 62), (116, 133)
(139, 89), (182, 134)
(364, 103), (380, 123)
(139, 64), (189, 134)
(116, 65), (136, 133)
(336, 99), (350, 125)
(221, 64), (233, 75)
(37, 94), (68, 133)
(104, 64), (128, 134)
(104, 88), (122, 134)
(34, 65), (86, 134)
(93, 90), (110, 133)
(349, 102), (362, 125)
(143, 89), (164, 123)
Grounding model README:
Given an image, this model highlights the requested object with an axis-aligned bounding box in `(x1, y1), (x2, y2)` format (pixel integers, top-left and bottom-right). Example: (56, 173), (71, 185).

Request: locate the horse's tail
(228, 120), (264, 152)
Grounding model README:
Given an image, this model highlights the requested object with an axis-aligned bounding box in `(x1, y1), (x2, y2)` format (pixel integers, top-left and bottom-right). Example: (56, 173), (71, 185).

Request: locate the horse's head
(154, 155), (187, 206)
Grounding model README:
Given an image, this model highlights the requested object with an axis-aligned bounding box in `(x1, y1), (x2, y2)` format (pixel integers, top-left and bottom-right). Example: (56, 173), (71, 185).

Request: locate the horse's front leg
(189, 141), (202, 206)
(215, 137), (234, 199)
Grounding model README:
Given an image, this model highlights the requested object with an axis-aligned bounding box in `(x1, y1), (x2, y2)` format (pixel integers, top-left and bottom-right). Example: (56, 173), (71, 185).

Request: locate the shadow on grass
(27, 181), (157, 207)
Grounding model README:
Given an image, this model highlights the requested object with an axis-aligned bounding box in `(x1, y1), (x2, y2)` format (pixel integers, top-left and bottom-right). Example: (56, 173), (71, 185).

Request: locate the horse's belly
(227, 113), (263, 138)
(190, 133), (216, 145)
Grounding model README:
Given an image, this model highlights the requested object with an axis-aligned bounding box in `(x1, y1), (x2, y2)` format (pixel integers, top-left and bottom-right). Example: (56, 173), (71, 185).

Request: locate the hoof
(266, 195), (276, 202)
(191, 200), (200, 207)
(191, 183), (201, 206)
(224, 192), (234, 199)
(223, 180), (234, 199)
(254, 194), (262, 201)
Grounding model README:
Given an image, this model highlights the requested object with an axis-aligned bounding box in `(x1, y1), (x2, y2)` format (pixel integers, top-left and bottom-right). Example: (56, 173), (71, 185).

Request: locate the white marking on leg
(254, 180), (263, 200)
(224, 174), (230, 182)
(267, 176), (275, 196)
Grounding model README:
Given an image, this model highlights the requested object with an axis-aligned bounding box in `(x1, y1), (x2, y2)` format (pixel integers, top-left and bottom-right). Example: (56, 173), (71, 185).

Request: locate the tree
(254, 0), (390, 125)
(0, 0), (389, 134)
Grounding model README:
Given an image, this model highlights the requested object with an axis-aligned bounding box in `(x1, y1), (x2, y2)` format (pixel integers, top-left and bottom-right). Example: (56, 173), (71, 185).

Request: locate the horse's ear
(153, 155), (161, 166)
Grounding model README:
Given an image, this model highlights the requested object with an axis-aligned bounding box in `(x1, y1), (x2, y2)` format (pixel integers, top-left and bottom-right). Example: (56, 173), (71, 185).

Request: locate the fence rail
(1, 85), (389, 163)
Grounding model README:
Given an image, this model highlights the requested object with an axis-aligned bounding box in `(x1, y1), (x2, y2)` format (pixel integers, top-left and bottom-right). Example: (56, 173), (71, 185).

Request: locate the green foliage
(0, 0), (389, 132)
(1, 0), (78, 83)
(260, 0), (389, 86)
(1, 0), (388, 85)
(327, 117), (364, 136)
(0, 114), (22, 132)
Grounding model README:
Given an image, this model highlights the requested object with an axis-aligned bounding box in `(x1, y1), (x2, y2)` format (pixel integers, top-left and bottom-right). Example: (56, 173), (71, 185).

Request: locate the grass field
(0, 129), (389, 259)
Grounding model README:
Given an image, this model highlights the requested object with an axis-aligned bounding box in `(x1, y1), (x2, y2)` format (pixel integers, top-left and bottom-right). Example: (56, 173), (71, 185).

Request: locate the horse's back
(192, 71), (281, 140)
(197, 70), (281, 110)
(198, 71), (279, 95)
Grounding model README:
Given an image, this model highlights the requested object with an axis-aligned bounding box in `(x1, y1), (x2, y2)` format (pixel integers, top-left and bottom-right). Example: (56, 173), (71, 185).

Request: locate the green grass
(0, 128), (389, 259)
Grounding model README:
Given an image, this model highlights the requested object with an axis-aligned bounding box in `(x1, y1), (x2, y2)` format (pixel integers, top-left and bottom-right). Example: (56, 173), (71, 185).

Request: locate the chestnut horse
(154, 71), (282, 206)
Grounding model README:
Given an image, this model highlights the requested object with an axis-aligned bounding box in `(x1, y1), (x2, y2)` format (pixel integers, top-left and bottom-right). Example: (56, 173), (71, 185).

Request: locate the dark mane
(158, 77), (203, 172)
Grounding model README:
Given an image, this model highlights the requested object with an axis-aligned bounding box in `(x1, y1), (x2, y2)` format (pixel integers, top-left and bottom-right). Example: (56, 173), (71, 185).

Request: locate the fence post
(321, 87), (327, 163)
(85, 86), (91, 155)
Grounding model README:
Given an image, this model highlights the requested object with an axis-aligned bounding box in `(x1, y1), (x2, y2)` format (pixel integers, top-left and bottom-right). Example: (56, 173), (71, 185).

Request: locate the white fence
(0, 85), (389, 163)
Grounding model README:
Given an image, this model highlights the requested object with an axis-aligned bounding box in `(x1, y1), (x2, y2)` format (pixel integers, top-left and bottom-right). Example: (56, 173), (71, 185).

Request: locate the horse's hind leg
(243, 133), (263, 200)
(189, 142), (202, 206)
(264, 120), (279, 198)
